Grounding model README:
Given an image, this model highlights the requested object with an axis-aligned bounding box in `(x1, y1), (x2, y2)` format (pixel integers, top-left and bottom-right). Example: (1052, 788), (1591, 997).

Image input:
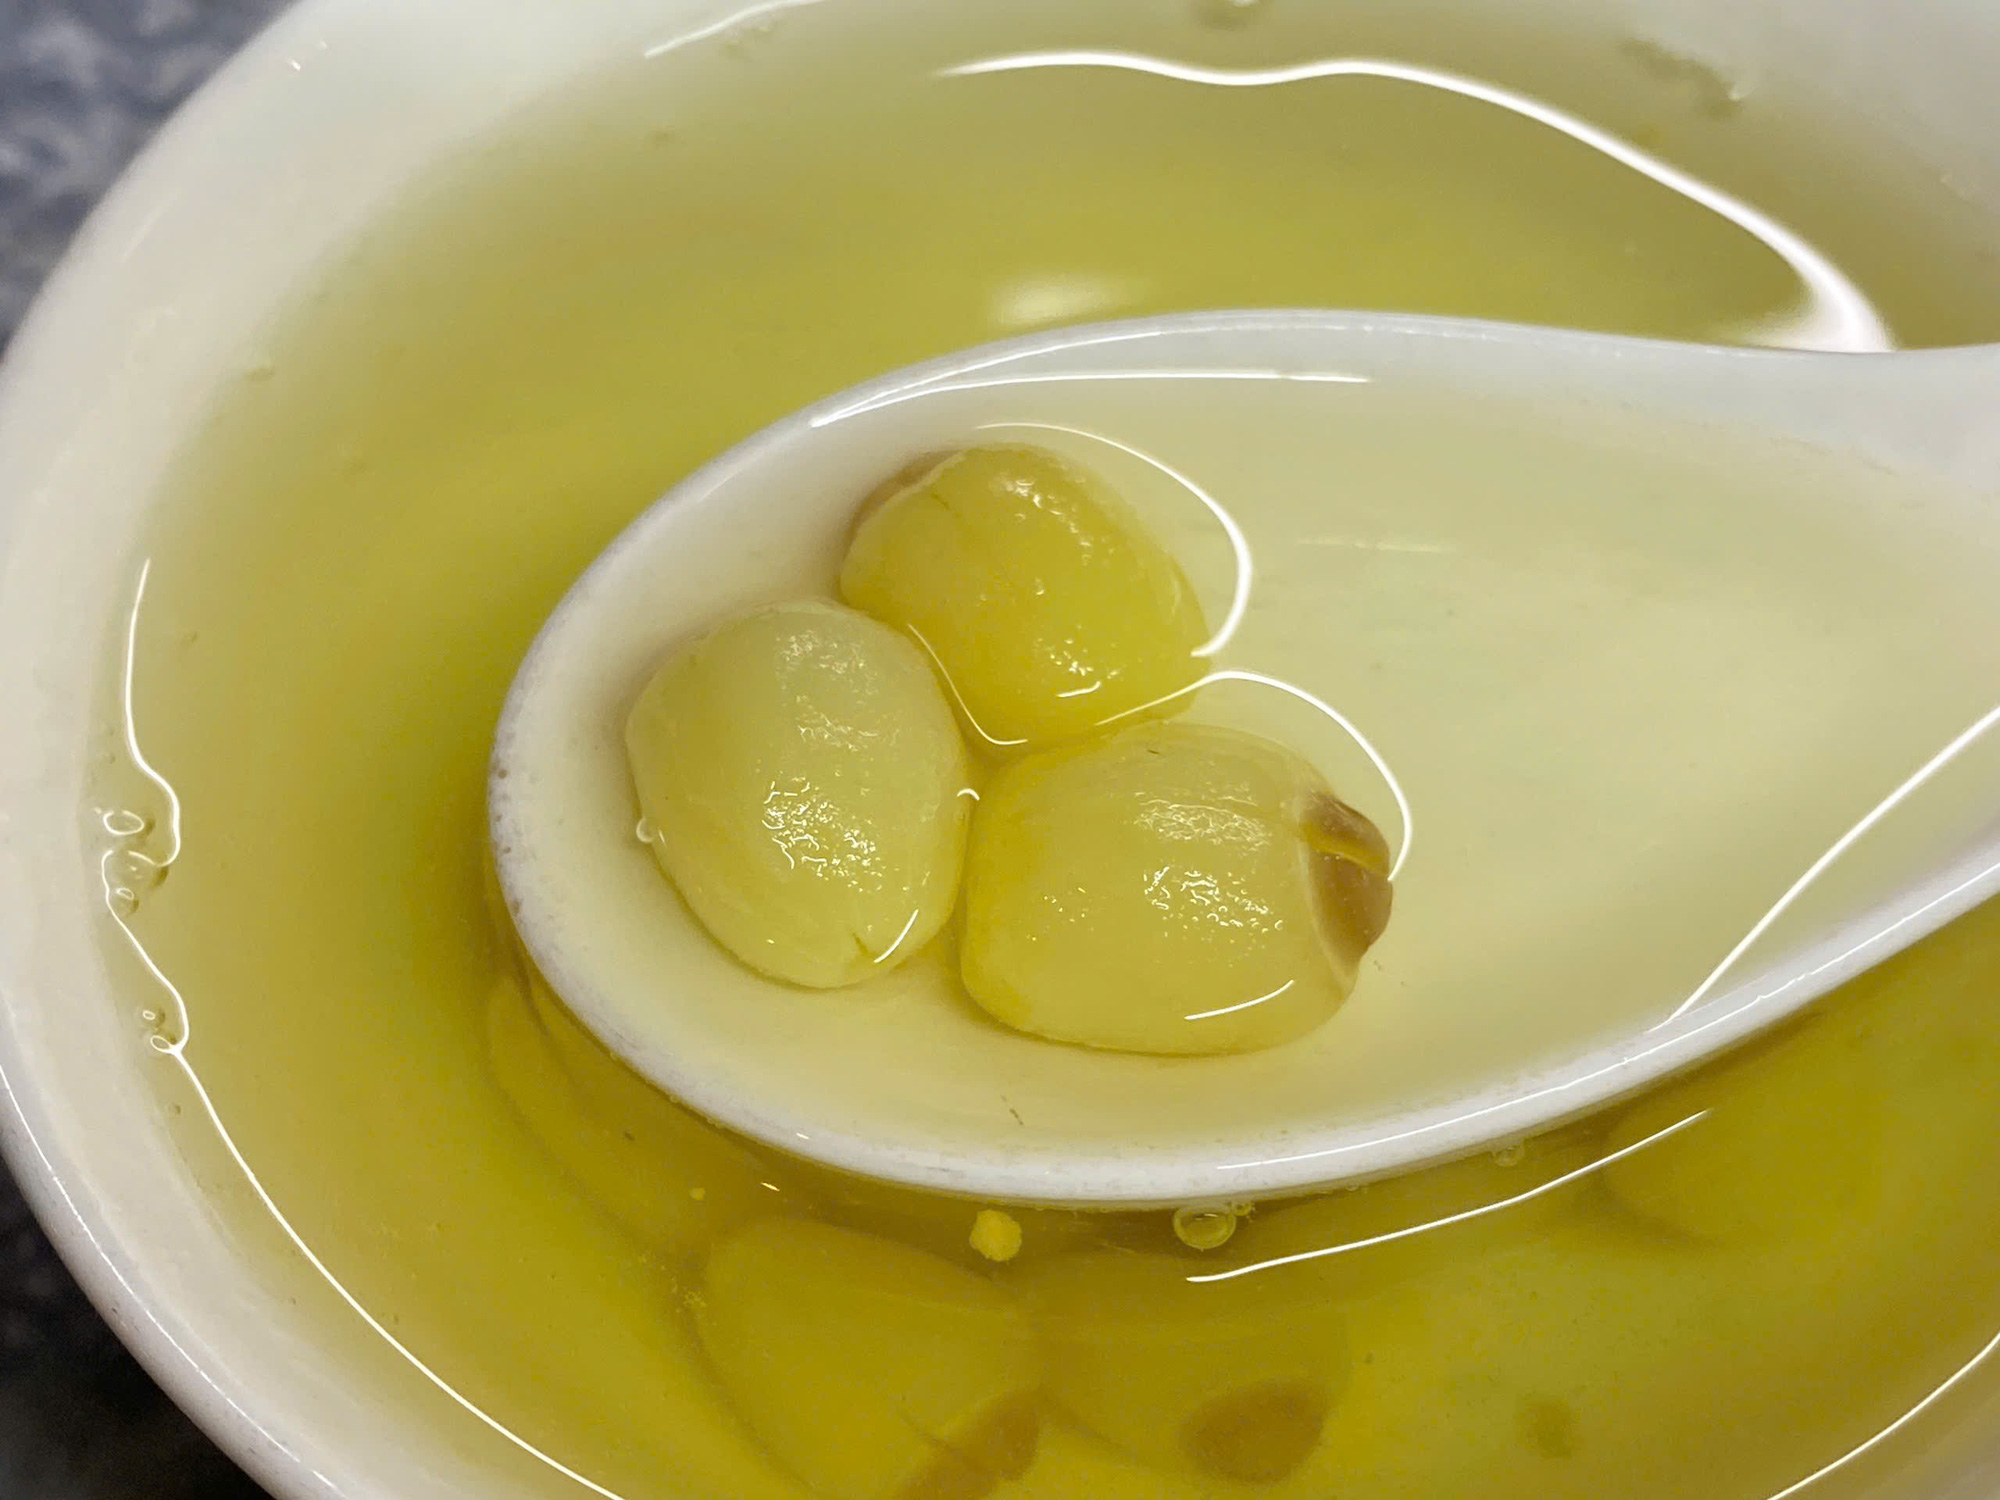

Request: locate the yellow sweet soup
(95, 3), (2000, 1496)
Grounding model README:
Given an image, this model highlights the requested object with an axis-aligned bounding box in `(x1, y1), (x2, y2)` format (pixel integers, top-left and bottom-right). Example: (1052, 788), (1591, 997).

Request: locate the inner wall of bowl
(2, 0), (1999, 1496)
(0, 6), (854, 1497)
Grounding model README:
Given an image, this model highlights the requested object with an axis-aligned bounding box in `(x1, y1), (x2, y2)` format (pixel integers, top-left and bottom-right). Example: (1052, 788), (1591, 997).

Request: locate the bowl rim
(6, 1), (2000, 1495)
(0, 3), (702, 1495)
(0, 5), (346, 1487)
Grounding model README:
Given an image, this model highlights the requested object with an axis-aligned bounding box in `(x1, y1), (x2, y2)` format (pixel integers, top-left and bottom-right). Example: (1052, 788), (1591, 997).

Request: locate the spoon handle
(1738, 344), (2000, 486)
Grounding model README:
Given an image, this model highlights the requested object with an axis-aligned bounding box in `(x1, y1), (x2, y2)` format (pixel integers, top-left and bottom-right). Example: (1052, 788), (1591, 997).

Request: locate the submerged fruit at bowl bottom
(1233, 1124), (1609, 1296)
(1603, 1013), (1891, 1248)
(696, 1218), (1041, 1500)
(484, 956), (793, 1259)
(1009, 1248), (1347, 1484)
(1601, 917), (2000, 1254)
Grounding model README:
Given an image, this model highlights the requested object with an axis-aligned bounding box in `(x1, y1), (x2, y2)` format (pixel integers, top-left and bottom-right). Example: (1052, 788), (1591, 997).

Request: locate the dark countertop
(2, 5), (286, 1493)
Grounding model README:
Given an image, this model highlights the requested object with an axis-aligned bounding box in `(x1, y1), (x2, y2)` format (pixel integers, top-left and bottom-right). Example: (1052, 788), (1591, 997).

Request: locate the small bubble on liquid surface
(1620, 36), (1752, 119)
(1174, 1205), (1240, 1251)
(1197, 0), (1271, 27)
(634, 818), (658, 845)
(100, 808), (149, 839)
(103, 849), (167, 916)
(722, 17), (781, 56)
(1491, 1141), (1528, 1168)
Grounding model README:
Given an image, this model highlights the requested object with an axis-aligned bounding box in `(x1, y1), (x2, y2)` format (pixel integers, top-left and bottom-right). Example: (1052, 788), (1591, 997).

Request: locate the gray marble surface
(2, 4), (286, 1494)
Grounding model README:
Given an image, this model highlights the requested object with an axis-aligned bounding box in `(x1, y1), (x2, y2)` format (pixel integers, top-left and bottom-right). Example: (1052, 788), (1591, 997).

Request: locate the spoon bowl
(491, 310), (2000, 1207)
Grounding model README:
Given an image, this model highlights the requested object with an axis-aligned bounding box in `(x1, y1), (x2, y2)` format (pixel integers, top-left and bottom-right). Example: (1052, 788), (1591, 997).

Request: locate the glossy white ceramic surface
(4, 0), (2000, 1494)
(494, 311), (2000, 1206)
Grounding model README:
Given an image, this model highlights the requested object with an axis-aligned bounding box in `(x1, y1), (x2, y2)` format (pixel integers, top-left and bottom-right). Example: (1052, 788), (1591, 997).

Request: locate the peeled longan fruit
(1308, 1221), (1735, 1496)
(695, 1218), (1041, 1500)
(1236, 1126), (1607, 1296)
(484, 961), (789, 1260)
(1010, 1249), (1346, 1484)
(626, 600), (970, 989)
(1602, 1014), (1891, 1248)
(839, 444), (1208, 748)
(961, 722), (1392, 1055)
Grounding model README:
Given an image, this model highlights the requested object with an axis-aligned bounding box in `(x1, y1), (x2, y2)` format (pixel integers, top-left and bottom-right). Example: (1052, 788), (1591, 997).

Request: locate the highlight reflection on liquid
(99, 566), (640, 1499)
(101, 393), (2000, 1488)
(939, 49), (1891, 355)
(98, 404), (2000, 1500)
(78, 24), (2000, 1500)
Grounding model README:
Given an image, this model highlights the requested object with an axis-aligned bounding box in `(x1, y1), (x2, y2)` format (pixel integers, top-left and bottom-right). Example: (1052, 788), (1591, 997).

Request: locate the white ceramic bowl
(4, 1), (2000, 1494)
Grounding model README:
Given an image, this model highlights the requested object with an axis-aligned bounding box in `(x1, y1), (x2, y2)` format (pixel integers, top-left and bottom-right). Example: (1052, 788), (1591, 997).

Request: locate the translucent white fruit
(1603, 900), (2000, 1252)
(839, 444), (1209, 749)
(1602, 1014), (1890, 1247)
(1010, 1249), (1346, 1484)
(484, 973), (792, 1260)
(960, 722), (1392, 1054)
(626, 600), (970, 988)
(481, 860), (791, 1257)
(1306, 1222), (1737, 1495)
(695, 1218), (1041, 1500)
(1235, 1125), (1606, 1295)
